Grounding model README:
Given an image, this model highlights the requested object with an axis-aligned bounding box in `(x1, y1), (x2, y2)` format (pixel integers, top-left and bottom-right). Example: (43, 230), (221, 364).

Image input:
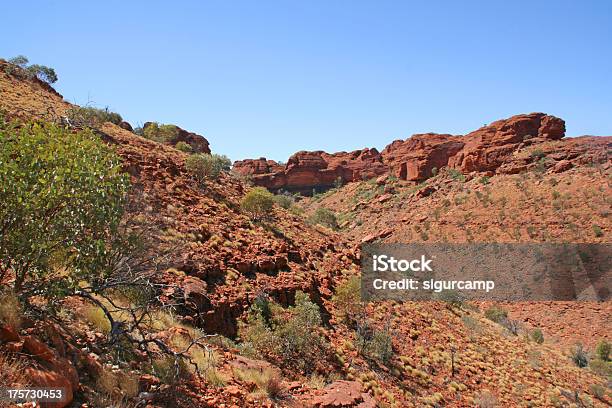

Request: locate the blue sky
(1, 1), (611, 161)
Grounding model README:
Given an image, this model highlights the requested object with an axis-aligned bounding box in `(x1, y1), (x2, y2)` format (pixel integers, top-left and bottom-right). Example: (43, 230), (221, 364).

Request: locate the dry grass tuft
(84, 305), (111, 334)
(0, 292), (22, 329)
(234, 367), (285, 400)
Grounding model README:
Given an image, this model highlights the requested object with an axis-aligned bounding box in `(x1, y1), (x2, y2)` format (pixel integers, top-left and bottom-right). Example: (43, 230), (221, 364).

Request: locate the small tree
(4, 55), (58, 84)
(0, 117), (129, 294)
(241, 187), (275, 221)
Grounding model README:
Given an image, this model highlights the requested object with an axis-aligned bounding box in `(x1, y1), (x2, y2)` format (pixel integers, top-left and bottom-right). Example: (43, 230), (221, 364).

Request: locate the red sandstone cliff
(234, 113), (577, 192)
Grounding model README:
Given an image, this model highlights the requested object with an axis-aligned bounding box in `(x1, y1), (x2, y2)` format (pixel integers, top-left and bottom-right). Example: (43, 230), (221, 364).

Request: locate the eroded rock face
(235, 113), (567, 190)
(382, 133), (465, 181)
(449, 112), (565, 173)
(232, 157), (284, 176)
(233, 148), (387, 194)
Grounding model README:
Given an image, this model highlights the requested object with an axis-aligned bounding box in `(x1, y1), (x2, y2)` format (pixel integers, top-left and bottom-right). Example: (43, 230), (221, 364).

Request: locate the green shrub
(595, 339), (610, 361)
(530, 149), (546, 159)
(356, 320), (393, 365)
(239, 291), (327, 373)
(570, 343), (589, 368)
(331, 276), (362, 322)
(175, 141), (193, 153)
(437, 290), (465, 309)
(448, 168), (466, 182)
(185, 153), (230, 182)
(66, 105), (123, 127)
(273, 194), (294, 209)
(308, 208), (338, 230)
(241, 187), (275, 221)
(484, 306), (508, 323)
(430, 167), (438, 177)
(531, 328), (544, 344)
(479, 176), (490, 185)
(143, 122), (179, 143)
(592, 224), (604, 238)
(0, 117), (129, 294)
(4, 55), (57, 84)
(589, 359), (612, 379)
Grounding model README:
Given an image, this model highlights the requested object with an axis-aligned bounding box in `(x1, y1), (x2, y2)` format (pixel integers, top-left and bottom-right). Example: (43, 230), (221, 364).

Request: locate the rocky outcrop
(382, 133), (465, 181)
(142, 122), (211, 154)
(235, 113), (568, 190)
(0, 325), (77, 408)
(448, 112), (565, 173)
(232, 157), (284, 175)
(311, 381), (376, 407)
(383, 113), (566, 181)
(233, 148), (387, 194)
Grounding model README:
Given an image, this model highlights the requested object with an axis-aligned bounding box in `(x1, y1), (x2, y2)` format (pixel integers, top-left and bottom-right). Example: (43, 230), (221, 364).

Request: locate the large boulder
(449, 112), (565, 173)
(383, 113), (566, 181)
(312, 380), (376, 407)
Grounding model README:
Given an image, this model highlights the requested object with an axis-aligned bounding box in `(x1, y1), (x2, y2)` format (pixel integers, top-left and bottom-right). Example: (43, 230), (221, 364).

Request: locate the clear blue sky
(2, 1), (611, 161)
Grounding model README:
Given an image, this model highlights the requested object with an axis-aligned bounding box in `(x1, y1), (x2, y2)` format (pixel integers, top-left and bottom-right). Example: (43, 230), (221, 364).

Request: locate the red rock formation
(233, 148), (387, 194)
(236, 113), (567, 189)
(382, 113), (566, 181)
(232, 157), (284, 175)
(449, 112), (565, 173)
(382, 133), (465, 181)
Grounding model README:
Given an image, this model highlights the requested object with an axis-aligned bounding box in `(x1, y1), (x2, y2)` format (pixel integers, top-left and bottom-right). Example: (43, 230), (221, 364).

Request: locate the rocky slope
(1, 60), (610, 407)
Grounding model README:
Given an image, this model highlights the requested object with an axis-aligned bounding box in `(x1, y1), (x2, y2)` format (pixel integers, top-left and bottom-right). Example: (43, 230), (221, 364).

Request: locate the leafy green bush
(531, 328), (544, 344)
(66, 105), (123, 127)
(241, 187), (275, 221)
(175, 141), (193, 153)
(595, 339), (610, 361)
(484, 306), (508, 323)
(239, 291), (328, 373)
(308, 208), (338, 230)
(143, 122), (179, 143)
(4, 55), (58, 84)
(185, 153), (231, 182)
(0, 117), (129, 294)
